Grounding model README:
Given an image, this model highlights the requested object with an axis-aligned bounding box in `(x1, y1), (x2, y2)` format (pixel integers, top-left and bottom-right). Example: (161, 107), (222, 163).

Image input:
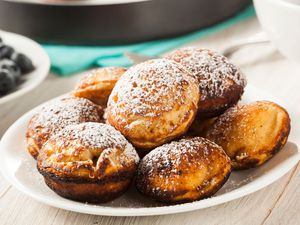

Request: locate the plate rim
(0, 30), (50, 105)
(0, 85), (299, 216)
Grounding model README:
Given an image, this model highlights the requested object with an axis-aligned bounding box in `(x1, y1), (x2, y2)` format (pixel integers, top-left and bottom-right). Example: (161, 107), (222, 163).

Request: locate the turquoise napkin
(43, 6), (255, 76)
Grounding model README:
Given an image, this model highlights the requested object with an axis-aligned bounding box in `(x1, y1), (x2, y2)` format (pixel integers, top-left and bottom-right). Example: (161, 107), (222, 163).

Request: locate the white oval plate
(0, 85), (299, 216)
(0, 30), (50, 105)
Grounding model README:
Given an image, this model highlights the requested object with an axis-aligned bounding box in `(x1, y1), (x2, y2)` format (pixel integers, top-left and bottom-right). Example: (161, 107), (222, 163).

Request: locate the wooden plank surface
(263, 163), (300, 225)
(0, 18), (300, 225)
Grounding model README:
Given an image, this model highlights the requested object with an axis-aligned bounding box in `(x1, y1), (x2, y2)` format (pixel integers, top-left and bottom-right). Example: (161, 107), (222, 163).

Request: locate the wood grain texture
(263, 163), (300, 225)
(0, 18), (300, 225)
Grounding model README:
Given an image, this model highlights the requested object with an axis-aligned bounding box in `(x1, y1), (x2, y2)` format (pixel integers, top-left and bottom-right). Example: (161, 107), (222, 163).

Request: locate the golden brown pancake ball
(165, 48), (246, 118)
(107, 59), (199, 153)
(206, 101), (291, 170)
(136, 137), (231, 203)
(26, 97), (103, 159)
(72, 67), (127, 106)
(37, 122), (140, 203)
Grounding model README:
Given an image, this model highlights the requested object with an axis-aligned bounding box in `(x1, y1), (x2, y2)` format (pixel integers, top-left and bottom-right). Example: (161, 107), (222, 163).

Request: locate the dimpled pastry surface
(206, 101), (291, 170)
(107, 59), (200, 152)
(165, 48), (246, 118)
(26, 96), (102, 159)
(37, 122), (140, 203)
(136, 137), (232, 203)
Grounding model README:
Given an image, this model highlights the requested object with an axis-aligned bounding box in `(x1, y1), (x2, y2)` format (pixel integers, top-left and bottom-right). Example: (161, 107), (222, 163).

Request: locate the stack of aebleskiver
(26, 47), (290, 204)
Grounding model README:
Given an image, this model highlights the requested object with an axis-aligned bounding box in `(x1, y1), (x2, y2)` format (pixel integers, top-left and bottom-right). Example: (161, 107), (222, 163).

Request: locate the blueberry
(0, 59), (21, 81)
(0, 44), (14, 59)
(0, 69), (16, 96)
(10, 52), (34, 74)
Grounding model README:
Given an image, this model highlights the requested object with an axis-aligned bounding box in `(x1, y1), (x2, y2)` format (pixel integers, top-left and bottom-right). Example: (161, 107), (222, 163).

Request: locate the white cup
(253, 0), (300, 62)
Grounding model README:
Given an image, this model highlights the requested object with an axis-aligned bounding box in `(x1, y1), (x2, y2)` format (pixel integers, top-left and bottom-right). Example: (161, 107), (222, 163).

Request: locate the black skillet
(0, 0), (251, 45)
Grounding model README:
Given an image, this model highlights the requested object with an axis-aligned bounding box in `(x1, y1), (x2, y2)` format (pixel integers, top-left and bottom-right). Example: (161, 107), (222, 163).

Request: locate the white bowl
(0, 30), (50, 104)
(254, 0), (300, 62)
(0, 85), (299, 216)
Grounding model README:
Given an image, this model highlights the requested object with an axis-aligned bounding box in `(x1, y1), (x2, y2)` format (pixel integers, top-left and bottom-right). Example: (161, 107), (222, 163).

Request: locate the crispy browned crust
(43, 176), (131, 203)
(206, 101), (291, 170)
(72, 67), (127, 106)
(38, 157), (137, 203)
(37, 162), (137, 184)
(136, 164), (231, 204)
(39, 161), (136, 203)
(136, 137), (232, 204)
(197, 82), (244, 118)
(38, 163), (135, 203)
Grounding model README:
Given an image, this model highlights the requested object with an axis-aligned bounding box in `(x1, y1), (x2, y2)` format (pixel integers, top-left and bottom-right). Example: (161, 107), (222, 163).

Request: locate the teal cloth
(43, 6), (255, 76)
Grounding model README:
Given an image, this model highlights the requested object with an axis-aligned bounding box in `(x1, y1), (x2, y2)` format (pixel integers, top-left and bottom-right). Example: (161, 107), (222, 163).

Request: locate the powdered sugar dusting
(30, 97), (102, 135)
(140, 137), (223, 176)
(165, 48), (246, 100)
(108, 59), (196, 117)
(53, 122), (139, 163)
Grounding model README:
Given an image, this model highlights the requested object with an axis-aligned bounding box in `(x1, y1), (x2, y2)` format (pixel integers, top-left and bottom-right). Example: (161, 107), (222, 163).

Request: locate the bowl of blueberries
(0, 31), (50, 104)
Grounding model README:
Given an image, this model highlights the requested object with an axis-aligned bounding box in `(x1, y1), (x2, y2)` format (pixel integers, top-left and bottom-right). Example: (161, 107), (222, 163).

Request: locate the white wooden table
(1, 17), (300, 225)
